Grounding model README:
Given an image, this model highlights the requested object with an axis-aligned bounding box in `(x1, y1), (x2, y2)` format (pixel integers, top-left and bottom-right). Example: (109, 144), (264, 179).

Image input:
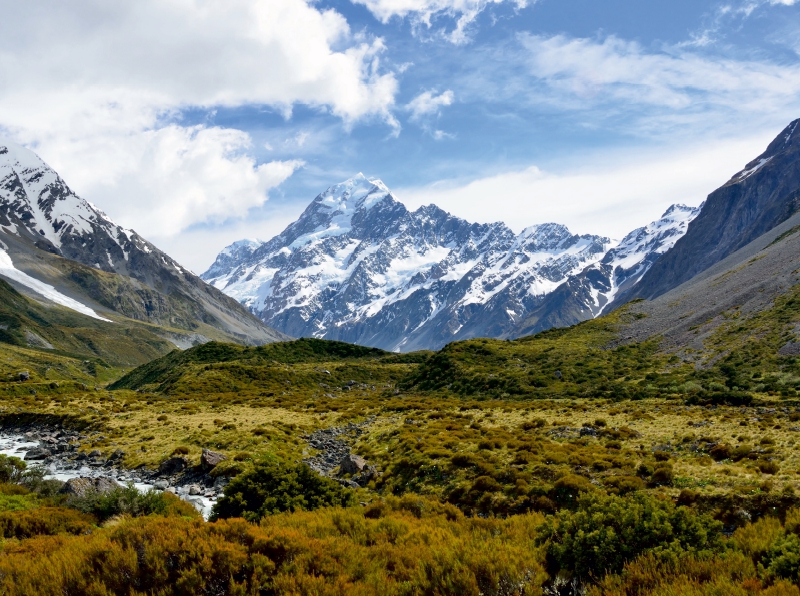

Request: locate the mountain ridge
(610, 118), (800, 307)
(204, 174), (698, 351)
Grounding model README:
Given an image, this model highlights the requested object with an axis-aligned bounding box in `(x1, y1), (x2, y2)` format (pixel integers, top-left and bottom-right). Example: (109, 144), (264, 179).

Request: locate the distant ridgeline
(203, 178), (699, 351)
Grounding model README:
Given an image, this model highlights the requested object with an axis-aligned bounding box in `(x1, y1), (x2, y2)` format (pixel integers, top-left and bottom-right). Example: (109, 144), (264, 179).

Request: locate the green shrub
(0, 507), (95, 539)
(603, 476), (645, 495)
(709, 443), (731, 461)
(650, 463), (674, 487)
(0, 455), (26, 484)
(733, 516), (783, 563)
(211, 460), (355, 522)
(520, 418), (547, 431)
(550, 474), (593, 508)
(67, 485), (198, 522)
(731, 444), (752, 461)
(764, 532), (800, 582)
(759, 460), (781, 475)
(536, 492), (723, 579)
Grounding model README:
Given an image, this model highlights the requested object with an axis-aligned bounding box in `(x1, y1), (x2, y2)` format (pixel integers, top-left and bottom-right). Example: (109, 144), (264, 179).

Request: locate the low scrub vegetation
(1, 285), (800, 592)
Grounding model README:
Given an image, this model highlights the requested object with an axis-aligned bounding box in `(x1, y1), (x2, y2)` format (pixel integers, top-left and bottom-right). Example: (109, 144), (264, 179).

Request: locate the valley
(0, 121), (799, 595)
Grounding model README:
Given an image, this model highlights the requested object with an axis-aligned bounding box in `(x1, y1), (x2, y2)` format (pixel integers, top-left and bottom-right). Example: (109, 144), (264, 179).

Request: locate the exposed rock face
(339, 454), (367, 475)
(200, 449), (227, 471)
(0, 139), (288, 346)
(779, 342), (800, 357)
(609, 210), (800, 353)
(204, 174), (612, 351)
(614, 119), (800, 305)
(60, 477), (121, 497)
(158, 456), (191, 476)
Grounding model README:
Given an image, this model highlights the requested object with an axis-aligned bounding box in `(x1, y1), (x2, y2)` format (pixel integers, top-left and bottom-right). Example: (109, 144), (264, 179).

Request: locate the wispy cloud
(482, 32), (800, 141)
(397, 132), (776, 239)
(681, 0), (800, 48)
(351, 0), (529, 43)
(520, 34), (800, 111)
(407, 90), (455, 120)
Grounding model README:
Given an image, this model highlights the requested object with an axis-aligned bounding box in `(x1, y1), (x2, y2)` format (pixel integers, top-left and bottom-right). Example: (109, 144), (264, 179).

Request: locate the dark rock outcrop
(158, 456), (191, 476)
(200, 449), (227, 471)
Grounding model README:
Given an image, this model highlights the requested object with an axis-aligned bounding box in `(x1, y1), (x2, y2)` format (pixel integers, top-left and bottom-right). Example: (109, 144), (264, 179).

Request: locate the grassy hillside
(0, 279), (178, 368)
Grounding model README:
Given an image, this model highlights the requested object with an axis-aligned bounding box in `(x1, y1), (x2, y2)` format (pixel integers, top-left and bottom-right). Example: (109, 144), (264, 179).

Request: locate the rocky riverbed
(302, 418), (379, 488)
(1, 418), (380, 519)
(0, 424), (229, 519)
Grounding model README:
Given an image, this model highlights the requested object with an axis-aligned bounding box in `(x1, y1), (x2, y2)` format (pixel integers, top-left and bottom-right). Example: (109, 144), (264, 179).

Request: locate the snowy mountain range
(512, 203), (701, 337)
(0, 139), (286, 346)
(203, 174), (701, 351)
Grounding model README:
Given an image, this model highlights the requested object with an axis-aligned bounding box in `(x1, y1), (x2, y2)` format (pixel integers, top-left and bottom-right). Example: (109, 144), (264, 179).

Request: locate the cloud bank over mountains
(0, 0), (798, 273)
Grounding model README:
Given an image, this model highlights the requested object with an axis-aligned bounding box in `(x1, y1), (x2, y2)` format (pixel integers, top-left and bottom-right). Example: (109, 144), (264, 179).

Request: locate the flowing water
(0, 431), (215, 519)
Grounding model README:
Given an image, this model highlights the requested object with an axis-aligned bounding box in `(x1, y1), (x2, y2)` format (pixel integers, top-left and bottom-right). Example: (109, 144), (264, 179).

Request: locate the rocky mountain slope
(0, 139), (288, 348)
(510, 203), (701, 337)
(612, 208), (800, 358)
(613, 118), (800, 305)
(204, 175), (698, 351)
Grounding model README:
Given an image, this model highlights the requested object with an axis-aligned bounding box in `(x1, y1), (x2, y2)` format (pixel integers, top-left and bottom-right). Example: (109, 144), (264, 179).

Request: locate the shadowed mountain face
(0, 139), (288, 348)
(612, 118), (800, 306)
(204, 174), (700, 351)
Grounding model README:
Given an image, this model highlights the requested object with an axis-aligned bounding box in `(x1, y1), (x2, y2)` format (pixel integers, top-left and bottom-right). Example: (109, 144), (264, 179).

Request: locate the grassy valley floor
(2, 295), (800, 593)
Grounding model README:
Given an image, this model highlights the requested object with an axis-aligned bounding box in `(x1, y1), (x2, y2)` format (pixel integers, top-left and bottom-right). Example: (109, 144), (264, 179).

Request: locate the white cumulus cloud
(0, 0), (398, 239)
(84, 126), (303, 238)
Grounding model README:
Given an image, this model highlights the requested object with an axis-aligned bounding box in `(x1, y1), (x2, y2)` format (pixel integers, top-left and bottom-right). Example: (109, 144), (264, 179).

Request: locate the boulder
(339, 454), (367, 475)
(159, 456), (191, 476)
(779, 341), (800, 356)
(18, 371), (29, 381)
(60, 477), (121, 497)
(24, 447), (51, 460)
(200, 449), (227, 471)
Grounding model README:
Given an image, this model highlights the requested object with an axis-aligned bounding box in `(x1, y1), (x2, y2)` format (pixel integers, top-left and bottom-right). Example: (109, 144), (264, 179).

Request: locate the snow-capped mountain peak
(509, 202), (703, 338)
(0, 139), (287, 345)
(0, 138), (169, 277)
(203, 175), (616, 351)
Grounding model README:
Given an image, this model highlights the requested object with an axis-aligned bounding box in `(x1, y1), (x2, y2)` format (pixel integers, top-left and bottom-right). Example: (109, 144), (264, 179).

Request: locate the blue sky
(1, 0), (799, 271)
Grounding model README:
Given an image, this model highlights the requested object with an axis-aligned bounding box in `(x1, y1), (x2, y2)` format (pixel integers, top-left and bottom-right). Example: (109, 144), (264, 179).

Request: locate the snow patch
(738, 157), (773, 181)
(0, 248), (112, 322)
